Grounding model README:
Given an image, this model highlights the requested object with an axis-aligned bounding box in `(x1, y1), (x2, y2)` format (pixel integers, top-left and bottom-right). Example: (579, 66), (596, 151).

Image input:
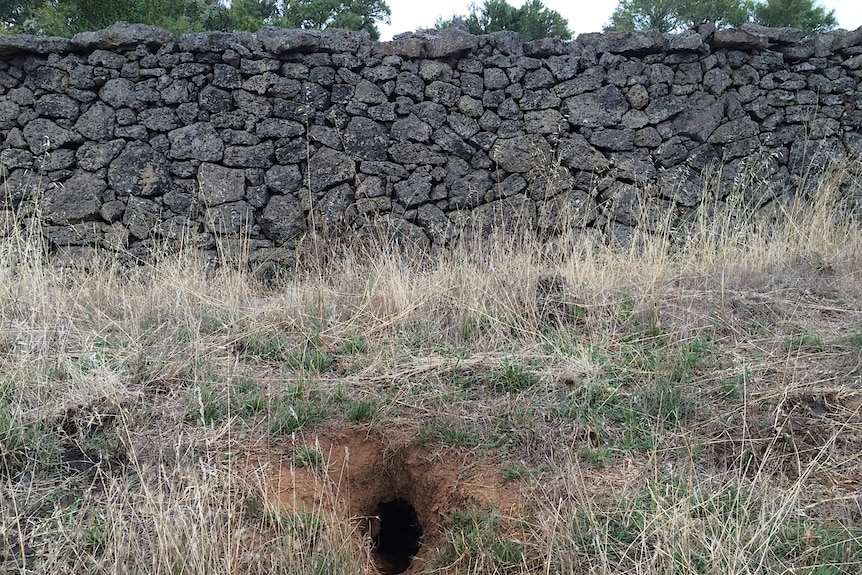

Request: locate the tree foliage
(753, 0), (836, 33)
(607, 0), (836, 35)
(227, 0), (390, 39)
(3, 0), (229, 35)
(2, 0), (391, 38)
(437, 0), (572, 41)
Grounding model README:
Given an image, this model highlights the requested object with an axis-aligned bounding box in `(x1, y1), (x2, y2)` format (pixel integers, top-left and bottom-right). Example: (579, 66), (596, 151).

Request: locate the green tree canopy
(753, 0), (836, 33)
(2, 0), (391, 38)
(3, 0), (230, 35)
(436, 0), (572, 41)
(607, 0), (836, 35)
(230, 0), (391, 39)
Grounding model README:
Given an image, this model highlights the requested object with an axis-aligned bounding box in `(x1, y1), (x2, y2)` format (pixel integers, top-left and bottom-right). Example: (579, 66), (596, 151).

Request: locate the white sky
(379, 0), (862, 40)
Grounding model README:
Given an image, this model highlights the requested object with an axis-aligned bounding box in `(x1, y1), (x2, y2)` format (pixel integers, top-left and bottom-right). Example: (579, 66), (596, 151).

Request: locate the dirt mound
(256, 426), (523, 574)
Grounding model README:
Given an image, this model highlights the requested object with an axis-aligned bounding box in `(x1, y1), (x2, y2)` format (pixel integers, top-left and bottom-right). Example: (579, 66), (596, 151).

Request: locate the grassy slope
(2, 166), (862, 574)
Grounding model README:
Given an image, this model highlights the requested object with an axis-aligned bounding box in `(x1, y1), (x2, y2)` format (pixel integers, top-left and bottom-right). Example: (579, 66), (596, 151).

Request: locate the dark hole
(372, 498), (423, 574)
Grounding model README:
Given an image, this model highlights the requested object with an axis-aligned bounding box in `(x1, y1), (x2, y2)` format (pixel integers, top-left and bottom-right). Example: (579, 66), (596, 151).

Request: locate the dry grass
(2, 158), (862, 574)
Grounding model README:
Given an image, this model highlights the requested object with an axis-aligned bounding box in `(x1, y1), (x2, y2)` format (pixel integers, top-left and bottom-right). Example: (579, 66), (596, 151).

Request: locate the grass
(1, 159), (862, 574)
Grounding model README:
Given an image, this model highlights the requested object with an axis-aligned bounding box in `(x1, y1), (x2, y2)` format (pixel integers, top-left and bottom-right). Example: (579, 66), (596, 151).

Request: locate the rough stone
(169, 123), (224, 161)
(489, 134), (552, 173)
(198, 163), (245, 205)
(308, 147), (355, 193)
(108, 142), (171, 197)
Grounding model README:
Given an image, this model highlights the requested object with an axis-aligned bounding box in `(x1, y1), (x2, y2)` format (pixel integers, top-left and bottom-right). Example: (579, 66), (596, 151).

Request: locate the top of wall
(2, 20), (862, 61)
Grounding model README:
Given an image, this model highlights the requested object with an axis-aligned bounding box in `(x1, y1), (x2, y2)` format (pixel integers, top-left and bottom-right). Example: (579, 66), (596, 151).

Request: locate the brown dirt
(253, 424), (524, 574)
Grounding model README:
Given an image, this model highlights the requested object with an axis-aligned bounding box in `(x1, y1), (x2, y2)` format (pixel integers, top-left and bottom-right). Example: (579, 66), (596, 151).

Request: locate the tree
(606, 0), (836, 35)
(227, 0), (390, 39)
(607, 0), (751, 33)
(278, 0), (390, 40)
(229, 0), (278, 32)
(10, 0), (230, 35)
(753, 0), (836, 33)
(437, 0), (572, 41)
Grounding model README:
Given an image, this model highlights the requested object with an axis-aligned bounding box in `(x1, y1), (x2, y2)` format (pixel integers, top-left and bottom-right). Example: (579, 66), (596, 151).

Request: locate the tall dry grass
(1, 156), (861, 573)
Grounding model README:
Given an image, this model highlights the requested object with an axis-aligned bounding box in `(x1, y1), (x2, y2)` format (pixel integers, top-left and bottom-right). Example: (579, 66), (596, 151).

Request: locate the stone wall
(1, 22), (861, 264)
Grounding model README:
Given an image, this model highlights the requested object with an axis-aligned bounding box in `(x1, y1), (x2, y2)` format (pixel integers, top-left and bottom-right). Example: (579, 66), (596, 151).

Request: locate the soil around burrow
(254, 425), (524, 574)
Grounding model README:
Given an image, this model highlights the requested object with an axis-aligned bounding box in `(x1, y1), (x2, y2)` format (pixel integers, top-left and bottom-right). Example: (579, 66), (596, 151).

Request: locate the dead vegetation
(2, 161), (862, 574)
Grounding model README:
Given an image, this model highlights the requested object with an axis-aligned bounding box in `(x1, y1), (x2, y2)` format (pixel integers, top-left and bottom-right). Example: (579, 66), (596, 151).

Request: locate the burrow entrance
(260, 427), (523, 574)
(370, 498), (423, 574)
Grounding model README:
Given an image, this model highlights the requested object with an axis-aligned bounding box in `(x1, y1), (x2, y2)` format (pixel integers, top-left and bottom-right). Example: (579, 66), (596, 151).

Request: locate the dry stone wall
(1, 22), (861, 264)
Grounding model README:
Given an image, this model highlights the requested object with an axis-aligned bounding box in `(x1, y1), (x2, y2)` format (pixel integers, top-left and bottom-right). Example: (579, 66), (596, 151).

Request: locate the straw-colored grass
(2, 158), (861, 574)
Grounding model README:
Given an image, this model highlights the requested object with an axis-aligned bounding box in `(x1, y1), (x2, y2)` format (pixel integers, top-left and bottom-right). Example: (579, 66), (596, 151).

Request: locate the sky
(378, 0), (862, 41)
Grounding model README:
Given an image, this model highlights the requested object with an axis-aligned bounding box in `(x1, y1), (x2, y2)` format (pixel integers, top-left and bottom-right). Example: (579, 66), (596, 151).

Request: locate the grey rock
(35, 94), (79, 119)
(524, 109), (567, 134)
(354, 79), (388, 104)
(392, 115), (433, 142)
(205, 200), (254, 235)
(72, 22), (173, 49)
(23, 118), (83, 154)
(424, 30), (478, 58)
(198, 163), (245, 205)
(0, 34), (70, 56)
(564, 86), (628, 128)
(256, 27), (320, 54)
(557, 133), (610, 172)
(590, 129), (635, 151)
(708, 117), (759, 144)
(490, 134), (552, 173)
(388, 142), (447, 165)
(645, 94), (687, 123)
(462, 195), (536, 239)
(108, 142), (171, 197)
(260, 193), (305, 243)
(124, 196), (161, 239)
(450, 170), (492, 208)
(395, 72), (425, 100)
(539, 191), (598, 232)
(168, 123), (224, 161)
(394, 166), (432, 207)
(308, 147), (355, 193)
(343, 117), (388, 161)
(42, 171), (106, 224)
(224, 141), (274, 168)
(99, 78), (137, 108)
(76, 139), (125, 171)
(313, 183), (354, 229)
(75, 102), (116, 140)
(417, 203), (452, 245)
(425, 81), (461, 106)
(610, 150), (656, 183)
(713, 28), (768, 50)
(139, 108), (179, 131)
(257, 118), (304, 138)
(265, 164), (303, 196)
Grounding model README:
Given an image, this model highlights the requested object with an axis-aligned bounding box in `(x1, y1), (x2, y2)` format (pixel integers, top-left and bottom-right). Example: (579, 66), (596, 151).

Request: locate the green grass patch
(269, 380), (329, 436)
(429, 507), (525, 573)
(784, 332), (826, 353)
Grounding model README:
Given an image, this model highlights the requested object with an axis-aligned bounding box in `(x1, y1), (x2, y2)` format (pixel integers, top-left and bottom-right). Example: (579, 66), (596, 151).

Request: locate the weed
(270, 381), (329, 435)
(489, 360), (540, 394)
(419, 421), (481, 448)
(345, 399), (376, 423)
(719, 369), (748, 398)
(287, 346), (335, 373)
(430, 507), (524, 573)
(845, 325), (862, 349)
(500, 462), (529, 481)
(580, 446), (612, 467)
(784, 332), (825, 352)
(338, 335), (368, 355)
(295, 445), (326, 471)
